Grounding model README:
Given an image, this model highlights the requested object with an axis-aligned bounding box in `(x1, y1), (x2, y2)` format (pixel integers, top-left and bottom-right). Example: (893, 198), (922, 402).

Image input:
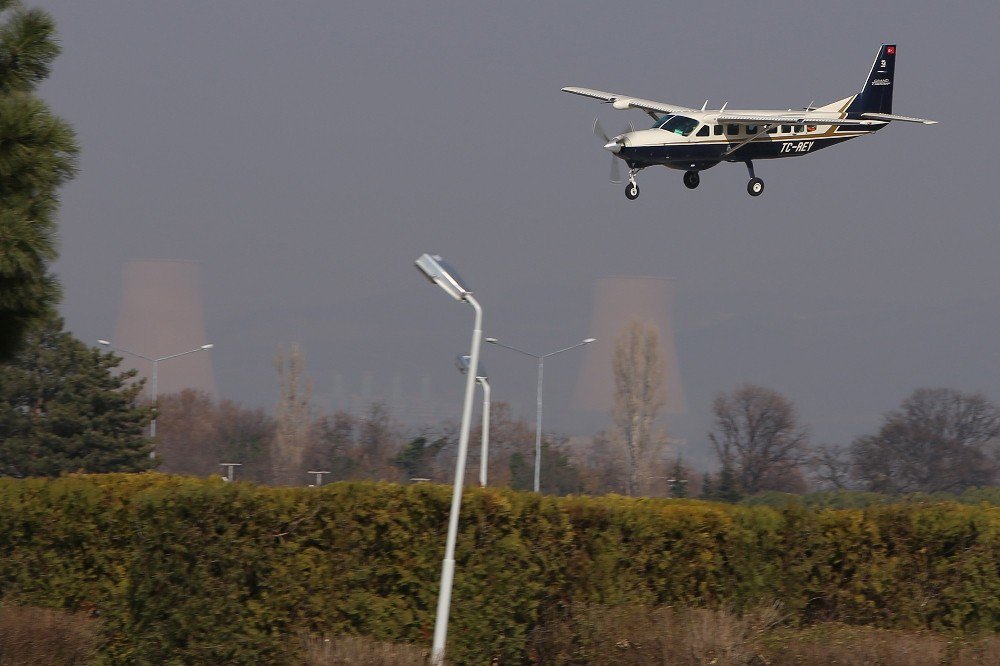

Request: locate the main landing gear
(624, 168), (641, 200)
(745, 160), (764, 197)
(683, 170), (700, 189)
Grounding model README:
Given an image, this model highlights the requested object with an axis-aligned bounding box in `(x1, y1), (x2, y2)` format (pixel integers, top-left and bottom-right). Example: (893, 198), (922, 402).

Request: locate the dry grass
(529, 603), (1000, 665)
(951, 635), (1000, 666)
(529, 602), (782, 665)
(763, 624), (948, 665)
(303, 633), (428, 666)
(0, 605), (99, 665)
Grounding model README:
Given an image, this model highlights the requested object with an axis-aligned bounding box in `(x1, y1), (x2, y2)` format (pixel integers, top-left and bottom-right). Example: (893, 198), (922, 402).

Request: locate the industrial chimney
(573, 276), (686, 414)
(111, 260), (217, 397)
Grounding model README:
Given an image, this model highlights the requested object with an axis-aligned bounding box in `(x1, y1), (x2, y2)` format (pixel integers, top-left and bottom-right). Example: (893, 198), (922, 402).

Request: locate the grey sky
(37, 1), (1000, 466)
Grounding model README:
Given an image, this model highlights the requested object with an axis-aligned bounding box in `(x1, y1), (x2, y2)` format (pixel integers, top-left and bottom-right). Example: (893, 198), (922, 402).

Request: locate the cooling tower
(573, 276), (686, 414)
(111, 260), (217, 398)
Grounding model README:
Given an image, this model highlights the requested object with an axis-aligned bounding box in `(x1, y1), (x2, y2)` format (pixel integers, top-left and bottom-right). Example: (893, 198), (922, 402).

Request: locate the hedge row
(0, 474), (997, 664)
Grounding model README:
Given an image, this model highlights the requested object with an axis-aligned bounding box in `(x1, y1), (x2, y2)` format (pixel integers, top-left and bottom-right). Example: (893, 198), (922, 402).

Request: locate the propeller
(593, 118), (634, 184)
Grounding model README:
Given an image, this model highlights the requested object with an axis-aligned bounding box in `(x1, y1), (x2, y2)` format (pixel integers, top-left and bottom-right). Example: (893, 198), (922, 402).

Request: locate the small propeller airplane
(562, 44), (935, 199)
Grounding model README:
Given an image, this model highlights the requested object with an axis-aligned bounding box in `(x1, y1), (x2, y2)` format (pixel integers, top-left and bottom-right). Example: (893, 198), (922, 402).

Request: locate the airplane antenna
(807, 99), (815, 110)
(720, 101), (728, 111)
(701, 100), (708, 111)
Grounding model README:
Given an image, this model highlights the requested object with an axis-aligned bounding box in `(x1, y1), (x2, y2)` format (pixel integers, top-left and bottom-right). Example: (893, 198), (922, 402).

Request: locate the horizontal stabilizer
(862, 112), (937, 125)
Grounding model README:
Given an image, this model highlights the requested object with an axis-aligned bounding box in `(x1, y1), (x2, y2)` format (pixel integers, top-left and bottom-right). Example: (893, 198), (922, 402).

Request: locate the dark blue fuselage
(619, 130), (877, 172)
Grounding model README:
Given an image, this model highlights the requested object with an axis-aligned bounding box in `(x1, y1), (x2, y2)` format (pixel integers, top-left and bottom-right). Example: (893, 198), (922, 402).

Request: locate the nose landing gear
(683, 170), (700, 189)
(624, 168), (641, 200)
(745, 160), (764, 197)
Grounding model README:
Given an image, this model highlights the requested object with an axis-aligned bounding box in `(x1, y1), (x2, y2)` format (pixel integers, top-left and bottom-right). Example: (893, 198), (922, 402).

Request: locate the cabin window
(766, 126), (777, 134)
(747, 125), (758, 134)
(696, 125), (710, 137)
(656, 115), (699, 136)
(794, 125), (804, 133)
(727, 124), (740, 135)
(713, 125), (724, 135)
(781, 125), (791, 133)
(806, 125), (817, 132)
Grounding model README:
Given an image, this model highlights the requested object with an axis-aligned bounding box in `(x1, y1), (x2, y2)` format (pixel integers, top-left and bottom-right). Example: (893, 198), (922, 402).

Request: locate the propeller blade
(626, 120), (635, 133)
(593, 117), (610, 143)
(609, 155), (623, 184)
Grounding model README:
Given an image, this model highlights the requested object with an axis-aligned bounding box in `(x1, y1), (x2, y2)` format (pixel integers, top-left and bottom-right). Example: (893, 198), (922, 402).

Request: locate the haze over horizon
(36, 1), (1000, 468)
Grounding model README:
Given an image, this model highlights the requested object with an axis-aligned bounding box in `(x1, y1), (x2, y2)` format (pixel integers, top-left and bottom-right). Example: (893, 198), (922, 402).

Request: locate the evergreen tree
(669, 456), (688, 498)
(699, 472), (714, 500)
(392, 435), (446, 481)
(715, 460), (743, 503)
(509, 451), (532, 491)
(539, 441), (584, 496)
(0, 1), (78, 360)
(0, 315), (154, 476)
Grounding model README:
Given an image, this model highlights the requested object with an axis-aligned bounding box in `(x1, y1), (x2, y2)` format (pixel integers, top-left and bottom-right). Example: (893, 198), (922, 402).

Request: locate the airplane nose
(604, 140), (621, 153)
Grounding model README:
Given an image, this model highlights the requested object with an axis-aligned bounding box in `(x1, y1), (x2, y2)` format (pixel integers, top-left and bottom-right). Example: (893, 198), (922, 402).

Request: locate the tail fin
(846, 44), (895, 116)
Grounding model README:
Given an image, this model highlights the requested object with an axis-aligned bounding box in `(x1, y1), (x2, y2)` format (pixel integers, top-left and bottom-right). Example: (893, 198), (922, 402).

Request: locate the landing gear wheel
(747, 177), (764, 197)
(683, 170), (700, 189)
(625, 182), (639, 200)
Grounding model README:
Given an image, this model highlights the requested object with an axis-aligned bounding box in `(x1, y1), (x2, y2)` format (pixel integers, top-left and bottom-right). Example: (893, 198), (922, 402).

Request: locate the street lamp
(486, 336), (595, 493)
(219, 462), (241, 482)
(457, 354), (490, 487)
(414, 253), (482, 666)
(97, 340), (214, 450)
(307, 470), (331, 487)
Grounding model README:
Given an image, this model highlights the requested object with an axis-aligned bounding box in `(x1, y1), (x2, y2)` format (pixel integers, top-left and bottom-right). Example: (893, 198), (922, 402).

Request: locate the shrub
(0, 475), (998, 663)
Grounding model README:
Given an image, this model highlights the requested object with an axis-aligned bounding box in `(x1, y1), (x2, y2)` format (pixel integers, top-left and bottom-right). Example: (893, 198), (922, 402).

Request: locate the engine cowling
(612, 98), (633, 110)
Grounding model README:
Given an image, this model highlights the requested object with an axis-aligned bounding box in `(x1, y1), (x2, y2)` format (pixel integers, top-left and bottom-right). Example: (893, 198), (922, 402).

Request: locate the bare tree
(809, 443), (853, 490)
(851, 388), (1000, 494)
(156, 389), (275, 483)
(273, 344), (313, 484)
(612, 320), (667, 496)
(709, 384), (808, 495)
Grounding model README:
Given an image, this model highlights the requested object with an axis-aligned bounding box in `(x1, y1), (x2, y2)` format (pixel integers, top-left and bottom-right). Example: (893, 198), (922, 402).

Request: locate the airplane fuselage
(612, 104), (883, 172)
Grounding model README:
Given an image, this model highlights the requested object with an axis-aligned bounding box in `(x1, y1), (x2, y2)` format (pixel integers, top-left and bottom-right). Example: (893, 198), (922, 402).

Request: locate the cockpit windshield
(654, 115), (699, 136)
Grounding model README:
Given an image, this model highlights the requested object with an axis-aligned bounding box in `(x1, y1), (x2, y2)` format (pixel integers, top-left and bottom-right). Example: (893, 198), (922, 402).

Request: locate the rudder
(846, 44), (895, 116)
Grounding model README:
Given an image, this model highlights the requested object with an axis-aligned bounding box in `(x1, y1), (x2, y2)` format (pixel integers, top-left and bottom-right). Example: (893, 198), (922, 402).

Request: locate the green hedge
(0, 475), (997, 664)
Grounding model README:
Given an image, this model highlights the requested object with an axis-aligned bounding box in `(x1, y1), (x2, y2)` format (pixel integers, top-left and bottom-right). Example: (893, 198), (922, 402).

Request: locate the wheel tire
(747, 177), (764, 196)
(625, 183), (639, 200)
(683, 170), (700, 189)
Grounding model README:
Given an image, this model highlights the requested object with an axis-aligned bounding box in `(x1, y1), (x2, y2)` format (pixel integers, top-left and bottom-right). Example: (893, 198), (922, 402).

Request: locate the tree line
(2, 316), (1000, 501)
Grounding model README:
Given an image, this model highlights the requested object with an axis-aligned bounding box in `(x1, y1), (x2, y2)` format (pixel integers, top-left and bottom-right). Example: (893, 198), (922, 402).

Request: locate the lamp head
(201, 344), (214, 350)
(455, 354), (470, 375)
(583, 338), (597, 344)
(485, 337), (499, 344)
(97, 339), (111, 346)
(455, 354), (487, 380)
(415, 253), (471, 302)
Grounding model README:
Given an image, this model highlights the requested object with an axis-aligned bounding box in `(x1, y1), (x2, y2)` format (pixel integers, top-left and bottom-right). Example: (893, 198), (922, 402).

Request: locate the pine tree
(669, 456), (688, 498)
(0, 315), (154, 476)
(0, 1), (78, 360)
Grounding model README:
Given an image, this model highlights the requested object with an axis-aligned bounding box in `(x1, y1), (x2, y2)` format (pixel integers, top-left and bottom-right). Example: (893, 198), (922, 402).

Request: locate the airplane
(562, 44), (936, 199)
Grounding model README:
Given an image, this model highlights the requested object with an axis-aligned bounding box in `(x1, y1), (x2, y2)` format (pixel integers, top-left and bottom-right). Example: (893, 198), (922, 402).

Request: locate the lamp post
(97, 340), (214, 447)
(219, 462), (241, 482)
(308, 470), (331, 487)
(414, 253), (482, 666)
(486, 336), (595, 493)
(457, 354), (490, 487)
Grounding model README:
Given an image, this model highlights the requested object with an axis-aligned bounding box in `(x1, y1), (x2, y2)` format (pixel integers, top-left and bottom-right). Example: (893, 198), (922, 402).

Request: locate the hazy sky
(36, 1), (1000, 466)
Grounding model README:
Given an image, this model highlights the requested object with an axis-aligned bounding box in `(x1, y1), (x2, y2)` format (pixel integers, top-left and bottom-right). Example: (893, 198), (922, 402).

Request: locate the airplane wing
(561, 86), (697, 116)
(716, 114), (882, 127)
